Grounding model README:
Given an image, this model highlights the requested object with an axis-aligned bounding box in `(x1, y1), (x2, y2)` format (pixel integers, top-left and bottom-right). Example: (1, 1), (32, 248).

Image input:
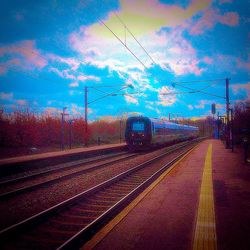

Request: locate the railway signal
(211, 103), (216, 115)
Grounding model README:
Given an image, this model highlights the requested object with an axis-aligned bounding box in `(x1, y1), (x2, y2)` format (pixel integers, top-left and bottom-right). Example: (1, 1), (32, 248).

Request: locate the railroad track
(0, 151), (137, 199)
(0, 140), (200, 249)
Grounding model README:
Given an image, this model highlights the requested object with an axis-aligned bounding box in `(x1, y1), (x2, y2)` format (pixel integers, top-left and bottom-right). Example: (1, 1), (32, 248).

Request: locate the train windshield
(132, 122), (145, 132)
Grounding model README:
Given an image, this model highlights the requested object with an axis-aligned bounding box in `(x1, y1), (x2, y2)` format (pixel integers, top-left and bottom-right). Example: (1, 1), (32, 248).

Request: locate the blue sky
(0, 0), (249, 120)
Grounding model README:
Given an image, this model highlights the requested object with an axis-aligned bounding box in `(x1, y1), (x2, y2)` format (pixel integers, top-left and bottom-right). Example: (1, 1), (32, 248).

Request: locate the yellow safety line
(192, 144), (217, 250)
(82, 144), (200, 250)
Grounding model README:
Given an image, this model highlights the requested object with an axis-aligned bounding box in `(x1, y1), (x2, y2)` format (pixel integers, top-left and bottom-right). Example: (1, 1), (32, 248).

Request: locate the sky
(0, 0), (250, 120)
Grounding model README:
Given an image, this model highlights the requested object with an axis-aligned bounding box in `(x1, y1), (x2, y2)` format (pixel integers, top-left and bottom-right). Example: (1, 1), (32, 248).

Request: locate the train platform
(82, 139), (250, 250)
(0, 143), (126, 167)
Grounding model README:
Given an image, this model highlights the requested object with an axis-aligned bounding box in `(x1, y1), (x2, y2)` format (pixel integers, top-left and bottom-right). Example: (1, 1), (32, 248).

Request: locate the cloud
(16, 99), (27, 106)
(69, 24), (204, 81)
(68, 1), (209, 82)
(232, 82), (250, 100)
(236, 55), (250, 71)
(69, 81), (79, 87)
(209, 54), (249, 74)
(70, 104), (84, 116)
(157, 86), (177, 106)
(44, 107), (61, 116)
(90, 0), (212, 37)
(0, 58), (21, 75)
(0, 40), (47, 74)
(78, 75), (100, 82)
(194, 100), (207, 109)
(0, 92), (14, 100)
(124, 94), (139, 105)
(203, 56), (213, 64)
(48, 54), (80, 71)
(189, 8), (239, 35)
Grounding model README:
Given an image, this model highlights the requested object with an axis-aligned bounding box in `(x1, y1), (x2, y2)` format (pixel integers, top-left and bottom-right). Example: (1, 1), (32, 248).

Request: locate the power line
(174, 82), (226, 99)
(88, 85), (129, 105)
(98, 19), (148, 69)
(114, 12), (157, 66)
(99, 10), (227, 101)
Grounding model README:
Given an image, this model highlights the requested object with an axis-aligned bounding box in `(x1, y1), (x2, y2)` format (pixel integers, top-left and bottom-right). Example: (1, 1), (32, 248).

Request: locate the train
(125, 116), (199, 150)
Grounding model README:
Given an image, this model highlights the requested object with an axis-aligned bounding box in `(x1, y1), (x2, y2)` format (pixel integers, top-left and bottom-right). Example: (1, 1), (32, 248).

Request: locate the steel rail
(0, 139), (201, 249)
(0, 152), (138, 200)
(60, 143), (197, 249)
(0, 151), (129, 187)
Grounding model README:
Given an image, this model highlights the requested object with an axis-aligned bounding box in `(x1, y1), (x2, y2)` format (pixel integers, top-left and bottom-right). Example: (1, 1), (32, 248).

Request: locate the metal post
(61, 107), (68, 150)
(84, 86), (88, 146)
(69, 120), (74, 149)
(217, 112), (220, 139)
(226, 78), (230, 148)
(119, 119), (122, 143)
(230, 109), (234, 152)
(61, 113), (64, 150)
(168, 113), (171, 121)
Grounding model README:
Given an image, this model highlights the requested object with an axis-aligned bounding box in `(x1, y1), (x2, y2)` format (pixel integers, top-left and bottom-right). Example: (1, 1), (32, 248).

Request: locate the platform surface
(83, 139), (250, 250)
(0, 143), (126, 166)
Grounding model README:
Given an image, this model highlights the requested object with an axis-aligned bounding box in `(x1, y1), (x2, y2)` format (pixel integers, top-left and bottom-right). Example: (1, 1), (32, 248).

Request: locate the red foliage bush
(0, 110), (124, 150)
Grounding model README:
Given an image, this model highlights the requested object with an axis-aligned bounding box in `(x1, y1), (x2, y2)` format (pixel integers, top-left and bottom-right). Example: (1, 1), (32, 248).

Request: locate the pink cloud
(16, 99), (27, 106)
(236, 55), (250, 71)
(165, 58), (203, 76)
(232, 82), (250, 100)
(0, 40), (47, 74)
(219, 12), (239, 26)
(212, 54), (250, 73)
(69, 81), (79, 87)
(203, 56), (213, 64)
(77, 75), (100, 82)
(157, 86), (177, 106)
(48, 54), (80, 70)
(0, 92), (14, 100)
(190, 8), (239, 35)
(0, 58), (21, 75)
(49, 67), (77, 80)
(0, 65), (7, 75)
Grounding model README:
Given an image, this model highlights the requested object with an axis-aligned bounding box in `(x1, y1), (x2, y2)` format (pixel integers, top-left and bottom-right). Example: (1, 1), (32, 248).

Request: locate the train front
(125, 117), (152, 150)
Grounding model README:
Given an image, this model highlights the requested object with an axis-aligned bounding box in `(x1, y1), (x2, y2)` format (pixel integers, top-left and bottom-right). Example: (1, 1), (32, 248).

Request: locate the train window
(132, 122), (145, 131)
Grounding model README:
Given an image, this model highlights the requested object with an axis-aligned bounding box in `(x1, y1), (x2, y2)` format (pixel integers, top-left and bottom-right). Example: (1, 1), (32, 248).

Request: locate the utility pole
(68, 119), (74, 149)
(168, 113), (171, 121)
(217, 112), (220, 139)
(61, 107), (68, 150)
(84, 86), (88, 146)
(119, 119), (122, 143)
(226, 78), (230, 148)
(230, 108), (234, 152)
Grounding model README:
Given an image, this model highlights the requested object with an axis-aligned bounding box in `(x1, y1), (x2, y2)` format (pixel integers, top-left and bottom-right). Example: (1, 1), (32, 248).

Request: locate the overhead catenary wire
(98, 18), (148, 70)
(88, 85), (130, 105)
(174, 82), (226, 99)
(99, 11), (228, 101)
(114, 12), (157, 66)
(160, 83), (213, 96)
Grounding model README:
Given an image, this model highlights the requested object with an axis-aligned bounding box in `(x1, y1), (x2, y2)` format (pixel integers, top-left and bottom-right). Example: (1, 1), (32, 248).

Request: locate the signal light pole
(226, 78), (230, 148)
